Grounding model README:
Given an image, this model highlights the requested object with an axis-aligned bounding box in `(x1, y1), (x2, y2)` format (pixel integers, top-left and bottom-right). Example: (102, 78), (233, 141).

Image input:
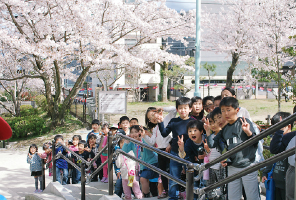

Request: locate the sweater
(158, 117), (195, 153)
(55, 146), (68, 169)
(27, 153), (42, 172)
(207, 117), (257, 168)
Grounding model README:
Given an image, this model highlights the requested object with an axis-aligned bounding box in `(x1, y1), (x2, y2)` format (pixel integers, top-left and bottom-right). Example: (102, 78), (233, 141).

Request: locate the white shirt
(143, 106), (176, 149)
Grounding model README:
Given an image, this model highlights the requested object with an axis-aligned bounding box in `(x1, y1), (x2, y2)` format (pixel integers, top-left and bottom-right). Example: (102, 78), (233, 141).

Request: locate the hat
(91, 119), (100, 125)
(0, 117), (12, 140)
(109, 124), (118, 130)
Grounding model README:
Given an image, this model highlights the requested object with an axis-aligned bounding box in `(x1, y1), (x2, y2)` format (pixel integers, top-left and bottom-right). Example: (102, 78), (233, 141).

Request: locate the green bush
(34, 95), (48, 111)
(4, 115), (49, 139)
(20, 105), (38, 116)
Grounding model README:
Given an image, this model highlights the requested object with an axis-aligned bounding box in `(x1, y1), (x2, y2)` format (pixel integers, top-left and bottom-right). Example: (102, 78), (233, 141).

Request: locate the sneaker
(103, 178), (108, 183)
(34, 190), (39, 193)
(101, 177), (106, 182)
(158, 190), (168, 199)
(38, 190), (43, 193)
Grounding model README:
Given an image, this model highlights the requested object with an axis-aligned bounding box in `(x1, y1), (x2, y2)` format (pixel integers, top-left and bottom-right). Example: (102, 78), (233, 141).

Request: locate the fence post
(108, 131), (114, 195)
(84, 94), (87, 123)
(52, 140), (56, 182)
(42, 159), (46, 190)
(2, 140), (5, 148)
(75, 101), (77, 118)
(186, 163), (195, 200)
(81, 162), (86, 200)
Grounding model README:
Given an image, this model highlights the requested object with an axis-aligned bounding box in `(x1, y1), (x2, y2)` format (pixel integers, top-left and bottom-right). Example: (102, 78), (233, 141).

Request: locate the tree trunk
(226, 52), (239, 88)
(161, 62), (169, 102)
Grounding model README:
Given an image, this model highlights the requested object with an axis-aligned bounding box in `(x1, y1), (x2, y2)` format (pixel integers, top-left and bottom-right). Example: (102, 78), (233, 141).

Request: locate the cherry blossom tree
(0, 0), (196, 126)
(202, 0), (259, 87)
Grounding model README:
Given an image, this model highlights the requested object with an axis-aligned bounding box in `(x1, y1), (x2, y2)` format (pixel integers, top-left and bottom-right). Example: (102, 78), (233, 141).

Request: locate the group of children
(26, 86), (295, 200)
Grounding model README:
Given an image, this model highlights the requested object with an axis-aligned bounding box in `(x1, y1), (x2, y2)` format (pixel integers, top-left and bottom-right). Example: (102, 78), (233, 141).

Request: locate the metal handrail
(201, 112), (296, 172)
(195, 147), (296, 195)
(117, 133), (192, 166)
(116, 149), (187, 187)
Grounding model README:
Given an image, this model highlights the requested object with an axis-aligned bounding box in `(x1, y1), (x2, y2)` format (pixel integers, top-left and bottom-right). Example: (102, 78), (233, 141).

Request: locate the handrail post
(81, 162), (86, 200)
(42, 159), (46, 190)
(52, 140), (56, 182)
(108, 131), (114, 195)
(186, 163), (194, 200)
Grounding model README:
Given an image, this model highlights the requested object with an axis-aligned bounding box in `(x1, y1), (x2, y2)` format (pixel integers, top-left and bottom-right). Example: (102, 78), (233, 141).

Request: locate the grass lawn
(106, 99), (295, 125)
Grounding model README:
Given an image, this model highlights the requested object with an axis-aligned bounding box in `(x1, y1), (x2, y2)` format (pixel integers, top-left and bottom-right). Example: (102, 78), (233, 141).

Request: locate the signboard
(98, 91), (127, 114)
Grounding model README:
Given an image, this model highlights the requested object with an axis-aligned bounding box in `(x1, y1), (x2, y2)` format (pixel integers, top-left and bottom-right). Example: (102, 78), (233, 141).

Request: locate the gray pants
(227, 165), (260, 200)
(286, 165), (295, 200)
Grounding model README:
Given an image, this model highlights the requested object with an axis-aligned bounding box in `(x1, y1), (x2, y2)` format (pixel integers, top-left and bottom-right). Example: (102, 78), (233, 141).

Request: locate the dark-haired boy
(54, 135), (69, 185)
(71, 140), (95, 184)
(158, 96), (194, 200)
(130, 118), (139, 127)
(86, 119), (101, 142)
(178, 120), (207, 200)
(269, 112), (296, 200)
(119, 116), (130, 135)
(205, 97), (259, 200)
(213, 95), (221, 108)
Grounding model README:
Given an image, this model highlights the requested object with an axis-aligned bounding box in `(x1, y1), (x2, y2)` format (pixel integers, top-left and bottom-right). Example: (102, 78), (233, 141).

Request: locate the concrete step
(0, 188), (25, 200)
(25, 192), (65, 200)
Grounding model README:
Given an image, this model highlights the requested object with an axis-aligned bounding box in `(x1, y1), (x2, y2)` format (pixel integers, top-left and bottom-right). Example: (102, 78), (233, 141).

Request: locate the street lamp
(194, 0), (201, 97)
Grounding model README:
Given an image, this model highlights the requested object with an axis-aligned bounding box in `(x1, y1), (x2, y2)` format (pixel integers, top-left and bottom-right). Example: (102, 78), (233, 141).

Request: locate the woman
(144, 106), (176, 198)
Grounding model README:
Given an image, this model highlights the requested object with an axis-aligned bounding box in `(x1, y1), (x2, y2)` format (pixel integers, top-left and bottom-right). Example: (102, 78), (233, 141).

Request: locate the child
(54, 135), (69, 185)
(190, 96), (204, 121)
(205, 97), (259, 200)
(130, 118), (139, 127)
(213, 95), (221, 108)
(71, 140), (95, 184)
(116, 141), (143, 200)
(203, 96), (215, 113)
(68, 135), (81, 183)
(269, 112), (296, 200)
(27, 144), (43, 193)
(177, 120), (207, 200)
(98, 123), (109, 183)
(114, 139), (124, 198)
(119, 116), (130, 135)
(40, 142), (53, 176)
(87, 134), (102, 182)
(86, 119), (101, 142)
(122, 125), (159, 198)
(204, 109), (227, 199)
(157, 97), (194, 200)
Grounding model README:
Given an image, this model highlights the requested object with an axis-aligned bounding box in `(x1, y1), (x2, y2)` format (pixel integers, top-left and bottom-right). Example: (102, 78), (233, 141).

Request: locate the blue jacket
(56, 146), (68, 169)
(27, 153), (42, 172)
(122, 140), (158, 170)
(270, 130), (296, 154)
(184, 139), (204, 164)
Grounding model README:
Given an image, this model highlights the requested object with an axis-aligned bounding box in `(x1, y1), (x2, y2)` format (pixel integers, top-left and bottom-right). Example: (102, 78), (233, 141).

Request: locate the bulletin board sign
(98, 91), (127, 114)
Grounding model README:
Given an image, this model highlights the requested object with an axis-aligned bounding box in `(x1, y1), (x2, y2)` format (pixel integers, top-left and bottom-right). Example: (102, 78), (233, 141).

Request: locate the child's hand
(85, 147), (91, 152)
(240, 117), (252, 136)
(177, 135), (184, 152)
(202, 139), (210, 153)
(117, 172), (121, 179)
(203, 118), (211, 136)
(28, 153), (32, 158)
(220, 160), (227, 167)
(261, 176), (267, 183)
(165, 144), (171, 153)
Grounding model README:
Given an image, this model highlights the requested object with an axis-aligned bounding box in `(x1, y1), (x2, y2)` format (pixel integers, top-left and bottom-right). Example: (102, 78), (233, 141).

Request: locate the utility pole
(194, 0), (201, 97)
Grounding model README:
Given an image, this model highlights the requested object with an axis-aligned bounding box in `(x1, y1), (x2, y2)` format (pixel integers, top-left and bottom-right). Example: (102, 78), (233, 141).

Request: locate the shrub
(4, 115), (49, 139)
(34, 95), (48, 111)
(20, 105), (38, 116)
